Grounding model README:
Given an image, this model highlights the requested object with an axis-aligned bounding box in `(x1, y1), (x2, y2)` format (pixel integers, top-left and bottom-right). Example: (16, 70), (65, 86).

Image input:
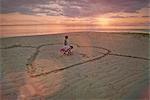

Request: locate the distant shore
(1, 31), (149, 39)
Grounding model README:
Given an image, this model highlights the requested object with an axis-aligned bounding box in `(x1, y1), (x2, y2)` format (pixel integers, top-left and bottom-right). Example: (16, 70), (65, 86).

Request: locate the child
(60, 45), (73, 55)
(64, 36), (68, 46)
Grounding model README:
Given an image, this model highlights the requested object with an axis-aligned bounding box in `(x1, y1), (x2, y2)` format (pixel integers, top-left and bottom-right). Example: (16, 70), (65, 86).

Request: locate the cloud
(1, 0), (149, 17)
(109, 15), (149, 18)
(141, 15), (149, 17)
(111, 22), (150, 26)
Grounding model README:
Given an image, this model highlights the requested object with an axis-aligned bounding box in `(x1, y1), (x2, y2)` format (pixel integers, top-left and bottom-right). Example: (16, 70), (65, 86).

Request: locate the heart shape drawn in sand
(27, 45), (110, 77)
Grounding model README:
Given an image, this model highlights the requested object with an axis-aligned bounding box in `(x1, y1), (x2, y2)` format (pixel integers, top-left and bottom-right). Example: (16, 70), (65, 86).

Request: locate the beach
(1, 32), (149, 100)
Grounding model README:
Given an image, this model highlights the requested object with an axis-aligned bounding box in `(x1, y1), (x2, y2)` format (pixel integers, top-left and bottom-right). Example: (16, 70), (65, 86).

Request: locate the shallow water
(1, 25), (149, 38)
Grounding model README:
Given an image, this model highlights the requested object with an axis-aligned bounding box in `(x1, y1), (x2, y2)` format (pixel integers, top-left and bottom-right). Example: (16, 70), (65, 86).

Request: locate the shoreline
(1, 31), (150, 39)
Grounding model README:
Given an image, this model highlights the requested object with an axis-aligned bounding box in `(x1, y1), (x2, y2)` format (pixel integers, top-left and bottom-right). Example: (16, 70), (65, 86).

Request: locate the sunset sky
(1, 0), (150, 29)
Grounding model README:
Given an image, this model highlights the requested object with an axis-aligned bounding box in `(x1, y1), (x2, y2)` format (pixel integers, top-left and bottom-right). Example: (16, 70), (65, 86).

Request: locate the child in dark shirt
(64, 36), (68, 46)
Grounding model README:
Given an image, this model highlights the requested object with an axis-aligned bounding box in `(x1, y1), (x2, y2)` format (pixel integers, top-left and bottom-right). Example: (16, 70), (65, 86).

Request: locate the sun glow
(97, 17), (111, 26)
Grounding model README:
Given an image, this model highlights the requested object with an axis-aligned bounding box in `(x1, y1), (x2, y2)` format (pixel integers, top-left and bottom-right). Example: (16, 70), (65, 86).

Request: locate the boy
(64, 36), (68, 46)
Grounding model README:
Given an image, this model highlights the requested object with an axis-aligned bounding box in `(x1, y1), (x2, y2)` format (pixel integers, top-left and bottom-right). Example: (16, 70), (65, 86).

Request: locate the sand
(0, 32), (149, 100)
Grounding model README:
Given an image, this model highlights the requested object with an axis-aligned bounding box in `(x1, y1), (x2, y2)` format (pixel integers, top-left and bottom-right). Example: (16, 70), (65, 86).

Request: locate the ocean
(0, 25), (149, 38)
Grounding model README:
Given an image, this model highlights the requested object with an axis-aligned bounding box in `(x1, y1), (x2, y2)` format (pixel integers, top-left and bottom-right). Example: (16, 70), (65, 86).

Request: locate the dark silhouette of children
(60, 36), (73, 55)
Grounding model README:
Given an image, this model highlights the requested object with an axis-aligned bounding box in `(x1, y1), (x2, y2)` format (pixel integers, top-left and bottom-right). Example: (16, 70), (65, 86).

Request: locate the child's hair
(65, 36), (68, 39)
(70, 46), (73, 49)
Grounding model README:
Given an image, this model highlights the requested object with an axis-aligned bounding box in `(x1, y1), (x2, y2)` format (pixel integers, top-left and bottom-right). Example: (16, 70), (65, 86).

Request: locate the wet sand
(1, 32), (149, 100)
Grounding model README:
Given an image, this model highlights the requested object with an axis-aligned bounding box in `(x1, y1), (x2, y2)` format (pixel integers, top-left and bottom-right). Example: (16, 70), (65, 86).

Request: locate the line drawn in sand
(1, 43), (149, 78)
(23, 43), (150, 78)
